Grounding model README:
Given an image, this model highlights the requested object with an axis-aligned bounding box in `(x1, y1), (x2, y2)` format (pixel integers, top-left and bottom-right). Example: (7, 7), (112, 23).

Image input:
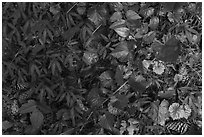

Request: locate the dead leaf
(157, 99), (169, 126)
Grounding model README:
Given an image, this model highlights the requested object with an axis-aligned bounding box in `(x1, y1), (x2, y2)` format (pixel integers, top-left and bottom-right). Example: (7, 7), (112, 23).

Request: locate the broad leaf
(30, 110), (44, 130)
(112, 94), (129, 110)
(128, 74), (148, 92)
(2, 121), (13, 130)
(111, 41), (129, 61)
(87, 88), (102, 107)
(126, 10), (141, 20)
(157, 36), (181, 63)
(19, 100), (37, 114)
(114, 27), (130, 38)
(161, 2), (186, 12)
(110, 11), (122, 22)
(109, 19), (126, 29)
(62, 23), (83, 41)
(88, 9), (103, 26)
(143, 31), (156, 44)
(99, 112), (114, 131)
(148, 100), (160, 121)
(99, 71), (113, 88)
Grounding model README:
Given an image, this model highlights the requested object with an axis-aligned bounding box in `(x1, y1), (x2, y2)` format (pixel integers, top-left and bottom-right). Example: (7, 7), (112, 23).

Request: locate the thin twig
(79, 111), (93, 132)
(66, 2), (78, 14)
(102, 80), (128, 105)
(92, 24), (102, 35)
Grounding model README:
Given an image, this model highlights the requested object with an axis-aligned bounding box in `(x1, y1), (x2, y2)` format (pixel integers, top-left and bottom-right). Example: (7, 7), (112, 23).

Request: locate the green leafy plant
(2, 2), (202, 135)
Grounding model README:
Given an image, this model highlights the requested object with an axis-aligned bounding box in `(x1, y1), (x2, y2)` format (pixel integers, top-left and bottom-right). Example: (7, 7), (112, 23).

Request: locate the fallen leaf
(169, 103), (191, 120)
(157, 99), (169, 126)
(152, 61), (165, 75)
(83, 51), (98, 65)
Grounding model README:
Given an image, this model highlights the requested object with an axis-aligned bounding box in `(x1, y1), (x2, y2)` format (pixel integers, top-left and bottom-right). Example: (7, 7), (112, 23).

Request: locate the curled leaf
(127, 118), (139, 135)
(157, 99), (169, 126)
(149, 16), (159, 30)
(120, 120), (127, 134)
(142, 60), (152, 70)
(158, 87), (176, 99)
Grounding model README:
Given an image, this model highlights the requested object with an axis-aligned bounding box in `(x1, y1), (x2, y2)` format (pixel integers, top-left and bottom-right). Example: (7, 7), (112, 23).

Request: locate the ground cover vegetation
(2, 2), (202, 135)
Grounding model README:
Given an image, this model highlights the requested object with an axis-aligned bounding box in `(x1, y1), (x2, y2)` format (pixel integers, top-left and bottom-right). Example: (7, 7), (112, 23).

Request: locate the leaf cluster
(2, 2), (202, 135)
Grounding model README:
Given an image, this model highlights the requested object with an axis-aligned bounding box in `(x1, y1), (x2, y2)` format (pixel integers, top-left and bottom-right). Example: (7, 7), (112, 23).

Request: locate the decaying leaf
(152, 61), (165, 75)
(87, 88), (102, 107)
(157, 99), (169, 126)
(169, 103), (191, 120)
(83, 51), (98, 65)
